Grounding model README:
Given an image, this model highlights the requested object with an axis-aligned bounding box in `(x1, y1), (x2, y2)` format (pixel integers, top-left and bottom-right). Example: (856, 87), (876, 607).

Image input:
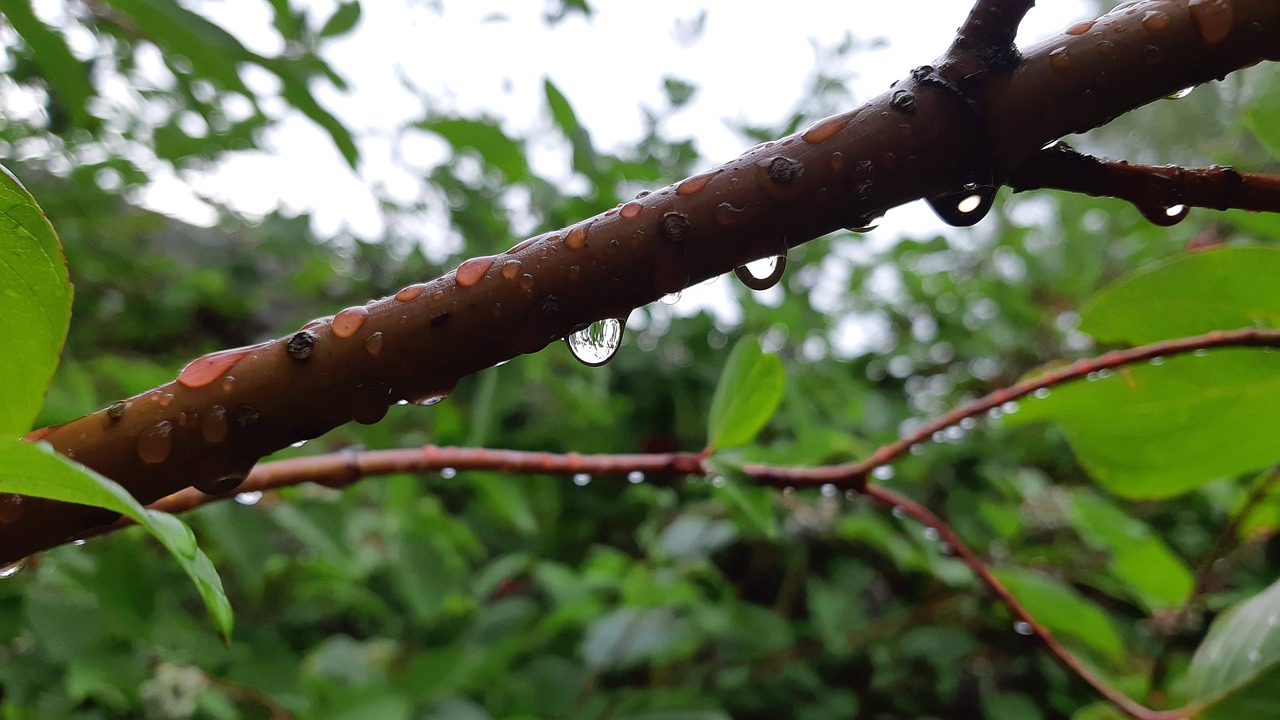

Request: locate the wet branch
(1009, 143), (1280, 226)
(3, 0), (1279, 567)
(939, 0), (1035, 83)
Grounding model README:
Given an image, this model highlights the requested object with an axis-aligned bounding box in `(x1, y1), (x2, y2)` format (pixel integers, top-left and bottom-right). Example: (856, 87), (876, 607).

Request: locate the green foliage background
(2, 1), (1280, 718)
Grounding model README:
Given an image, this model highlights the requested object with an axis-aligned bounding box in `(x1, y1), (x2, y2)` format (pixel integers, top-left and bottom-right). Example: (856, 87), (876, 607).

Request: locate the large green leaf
(994, 568), (1125, 663)
(1014, 248), (1280, 498)
(0, 166), (72, 435)
(0, 439), (232, 641)
(706, 337), (785, 450)
(1186, 576), (1280, 718)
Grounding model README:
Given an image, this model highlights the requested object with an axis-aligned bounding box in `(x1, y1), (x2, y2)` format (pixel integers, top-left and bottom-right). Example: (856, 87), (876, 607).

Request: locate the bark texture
(3, 0), (1278, 565)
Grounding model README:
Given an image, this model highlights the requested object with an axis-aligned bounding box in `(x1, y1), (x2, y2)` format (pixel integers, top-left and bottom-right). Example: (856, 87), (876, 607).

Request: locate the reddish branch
(4, 0), (1279, 571)
(939, 0), (1035, 83)
(1009, 143), (1280, 225)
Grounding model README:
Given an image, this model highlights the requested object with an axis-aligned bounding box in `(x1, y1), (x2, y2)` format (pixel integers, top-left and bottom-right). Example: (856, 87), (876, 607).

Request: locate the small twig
(860, 483), (1183, 720)
(1008, 143), (1280, 225)
(940, 0), (1035, 83)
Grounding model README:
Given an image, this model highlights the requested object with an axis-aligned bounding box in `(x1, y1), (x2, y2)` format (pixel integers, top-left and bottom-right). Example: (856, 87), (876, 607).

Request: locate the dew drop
(0, 561), (25, 579)
(677, 170), (719, 196)
(235, 490), (263, 506)
(801, 113), (848, 144)
(564, 221), (591, 250)
(620, 201), (643, 219)
(1189, 0), (1233, 44)
(1066, 19), (1095, 35)
(138, 420), (174, 464)
(1142, 10), (1171, 31)
(1014, 621), (1034, 636)
(566, 317), (624, 367)
(395, 284), (426, 302)
(573, 472), (591, 486)
(734, 254), (787, 291)
(927, 185), (995, 227)
(201, 405), (228, 443)
(177, 345), (255, 389)
(501, 260), (522, 280)
(628, 471), (645, 484)
(332, 306), (370, 338)
(365, 332), (384, 355)
(662, 291), (681, 305)
(456, 255), (495, 288)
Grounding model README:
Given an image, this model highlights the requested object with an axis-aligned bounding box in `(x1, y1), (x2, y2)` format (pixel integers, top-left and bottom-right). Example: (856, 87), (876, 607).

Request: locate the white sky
(147, 0), (1091, 241)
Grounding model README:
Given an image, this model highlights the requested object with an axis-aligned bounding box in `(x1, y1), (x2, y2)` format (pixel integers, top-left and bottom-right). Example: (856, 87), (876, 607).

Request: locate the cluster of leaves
(3, 1), (1280, 719)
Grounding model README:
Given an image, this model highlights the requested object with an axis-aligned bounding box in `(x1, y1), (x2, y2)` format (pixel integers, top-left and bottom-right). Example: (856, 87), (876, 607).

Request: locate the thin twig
(940, 0), (1035, 82)
(1008, 143), (1280, 225)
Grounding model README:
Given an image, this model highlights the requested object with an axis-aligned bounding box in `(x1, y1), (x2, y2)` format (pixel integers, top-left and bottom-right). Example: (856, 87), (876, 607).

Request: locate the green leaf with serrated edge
(706, 455), (778, 539)
(0, 439), (233, 641)
(318, 1), (361, 37)
(993, 568), (1124, 662)
(1013, 248), (1280, 499)
(706, 337), (785, 450)
(1186, 575), (1280, 718)
(0, 166), (72, 435)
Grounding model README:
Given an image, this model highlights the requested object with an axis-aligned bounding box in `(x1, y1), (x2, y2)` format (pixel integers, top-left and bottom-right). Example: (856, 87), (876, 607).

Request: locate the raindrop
(1139, 201), (1189, 226)
(620, 201), (643, 219)
(138, 421), (174, 464)
(1033, 388), (1051, 399)
(441, 467), (458, 479)
(456, 255), (495, 288)
(1014, 621), (1033, 636)
(72, 539), (86, 546)
(734, 254), (787, 291)
(1194, 349), (1208, 357)
(365, 332), (384, 355)
(177, 345), (255, 389)
(872, 466), (895, 481)
(1189, 0), (1234, 44)
(1066, 19), (1095, 35)
(195, 474), (245, 496)
(1048, 46), (1070, 70)
(1142, 10), (1171, 31)
(1001, 401), (1019, 415)
(892, 506), (907, 519)
(627, 470), (645, 484)
(395, 284), (425, 302)
(501, 261), (522, 280)
(1168, 87), (1193, 99)
(661, 291), (681, 305)
(234, 491), (263, 506)
(677, 170), (718, 196)
(564, 221), (591, 250)
(202, 405), (228, 443)
(332, 306), (370, 338)
(927, 185), (995, 227)
(846, 213), (882, 233)
(821, 483), (838, 497)
(566, 318), (624, 367)
(1150, 356), (1166, 365)
(711, 476), (726, 487)
(801, 113), (849, 144)
(0, 561), (25, 579)
(959, 417), (977, 430)
(413, 392), (449, 407)
(923, 527), (939, 542)
(290, 440), (308, 448)
(573, 472), (591, 486)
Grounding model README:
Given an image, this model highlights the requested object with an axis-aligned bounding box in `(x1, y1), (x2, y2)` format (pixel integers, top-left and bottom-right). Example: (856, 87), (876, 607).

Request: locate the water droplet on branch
(927, 185), (995, 227)
(566, 318), (624, 367)
(734, 254), (787, 291)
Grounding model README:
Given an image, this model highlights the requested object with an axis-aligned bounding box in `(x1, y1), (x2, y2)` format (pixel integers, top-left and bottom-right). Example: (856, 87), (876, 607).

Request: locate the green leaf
(0, 166), (72, 435)
(419, 118), (529, 182)
(706, 337), (785, 450)
(1013, 248), (1280, 498)
(705, 456), (778, 539)
(318, 1), (362, 37)
(0, 439), (232, 641)
(1245, 81), (1280, 159)
(993, 568), (1125, 663)
(3, 0), (95, 128)
(1186, 575), (1280, 718)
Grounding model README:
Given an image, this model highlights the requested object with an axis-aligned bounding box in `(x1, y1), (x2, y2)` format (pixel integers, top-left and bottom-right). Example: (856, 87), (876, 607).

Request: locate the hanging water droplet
(1033, 387), (1051, 399)
(573, 472), (591, 486)
(661, 291), (681, 305)
(234, 490), (263, 506)
(138, 421), (175, 464)
(892, 506), (907, 519)
(872, 466), (895, 481)
(821, 483), (837, 497)
(290, 440), (308, 448)
(927, 185), (995, 227)
(627, 471), (645, 484)
(1014, 621), (1033, 636)
(412, 391), (450, 407)
(440, 467), (457, 479)
(566, 318), (624, 367)
(196, 473), (245, 496)
(1167, 86), (1193, 100)
(923, 527), (940, 542)
(0, 560), (26, 579)
(72, 539), (86, 546)
(846, 214), (883, 233)
(734, 254), (787, 291)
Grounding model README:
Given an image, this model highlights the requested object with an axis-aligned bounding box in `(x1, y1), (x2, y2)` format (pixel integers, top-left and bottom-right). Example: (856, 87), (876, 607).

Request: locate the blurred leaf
(1015, 248), (1280, 498)
(706, 337), (785, 450)
(319, 1), (362, 37)
(658, 514), (736, 559)
(582, 607), (688, 670)
(103, 0), (251, 91)
(994, 568), (1124, 663)
(3, 0), (94, 127)
(0, 440), (231, 640)
(1186, 575), (1280, 718)
(1245, 82), (1280, 158)
(0, 166), (72, 434)
(421, 117), (529, 182)
(984, 692), (1043, 720)
(705, 457), (778, 539)
(662, 77), (698, 109)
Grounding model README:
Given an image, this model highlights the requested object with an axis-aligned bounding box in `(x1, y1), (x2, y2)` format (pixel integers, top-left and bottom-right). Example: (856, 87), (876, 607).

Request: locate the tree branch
(4, 0), (1279, 566)
(1008, 143), (1280, 225)
(939, 0), (1035, 83)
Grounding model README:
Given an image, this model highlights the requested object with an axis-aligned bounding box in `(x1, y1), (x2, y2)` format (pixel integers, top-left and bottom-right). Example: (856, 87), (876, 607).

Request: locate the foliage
(1, 1), (1280, 719)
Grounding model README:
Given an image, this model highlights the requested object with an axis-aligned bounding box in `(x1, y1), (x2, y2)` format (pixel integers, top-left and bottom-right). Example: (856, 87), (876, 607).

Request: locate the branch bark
(4, 0), (1279, 565)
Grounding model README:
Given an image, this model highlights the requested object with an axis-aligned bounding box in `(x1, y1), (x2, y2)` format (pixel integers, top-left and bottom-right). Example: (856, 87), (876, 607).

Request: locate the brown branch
(1008, 143), (1280, 225)
(742, 327), (1280, 489)
(939, 0), (1035, 83)
(860, 484), (1182, 720)
(4, 0), (1279, 566)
